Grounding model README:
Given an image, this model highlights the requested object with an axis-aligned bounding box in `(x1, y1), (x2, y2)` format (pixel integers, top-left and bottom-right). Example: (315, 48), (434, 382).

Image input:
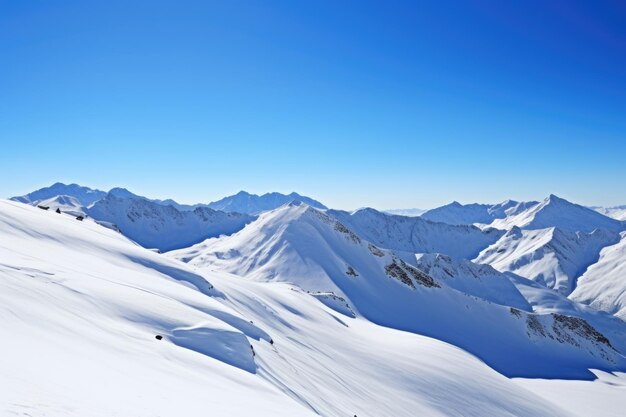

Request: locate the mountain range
(3, 183), (626, 416)
(10, 183), (326, 250)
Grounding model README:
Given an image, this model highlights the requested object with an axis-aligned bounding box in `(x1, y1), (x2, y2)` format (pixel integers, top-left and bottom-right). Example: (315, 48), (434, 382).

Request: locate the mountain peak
(10, 182), (107, 206)
(107, 187), (139, 199)
(546, 194), (569, 205)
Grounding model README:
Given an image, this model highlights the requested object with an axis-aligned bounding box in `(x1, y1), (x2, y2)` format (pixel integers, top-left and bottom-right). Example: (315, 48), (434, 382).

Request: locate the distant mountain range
(4, 183), (626, 416)
(9, 184), (626, 314)
(395, 198), (626, 224)
(383, 208), (426, 217)
(10, 183), (326, 250)
(207, 190), (327, 214)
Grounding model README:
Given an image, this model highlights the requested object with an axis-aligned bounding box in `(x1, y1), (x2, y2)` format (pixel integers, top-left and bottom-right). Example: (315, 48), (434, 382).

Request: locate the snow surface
(515, 371), (626, 417)
(1, 199), (587, 417)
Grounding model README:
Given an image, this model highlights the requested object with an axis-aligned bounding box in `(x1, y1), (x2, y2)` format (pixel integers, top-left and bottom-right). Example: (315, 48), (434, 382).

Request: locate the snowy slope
(420, 200), (539, 225)
(37, 194), (87, 216)
(328, 207), (505, 260)
(0, 199), (309, 417)
(515, 370), (626, 417)
(414, 253), (531, 309)
(87, 193), (254, 251)
(476, 227), (620, 295)
(489, 195), (624, 233)
(207, 190), (327, 214)
(570, 232), (626, 320)
(0, 199), (582, 417)
(172, 203), (626, 379)
(11, 182), (106, 206)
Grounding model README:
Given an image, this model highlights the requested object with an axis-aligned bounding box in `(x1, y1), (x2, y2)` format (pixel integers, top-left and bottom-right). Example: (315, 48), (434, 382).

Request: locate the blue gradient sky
(2, 0), (625, 209)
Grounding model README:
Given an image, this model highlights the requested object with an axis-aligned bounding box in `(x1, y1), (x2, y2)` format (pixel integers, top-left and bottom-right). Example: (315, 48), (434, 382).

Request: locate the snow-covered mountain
(327, 207), (505, 260)
(593, 205), (626, 221)
(105, 187), (208, 211)
(571, 232), (626, 320)
(11, 182), (107, 206)
(87, 192), (255, 251)
(420, 200), (539, 225)
(172, 203), (626, 380)
(414, 252), (531, 309)
(10, 184), (330, 251)
(4, 198), (600, 417)
(489, 194), (624, 233)
(476, 226), (620, 295)
(383, 207), (426, 216)
(207, 190), (327, 214)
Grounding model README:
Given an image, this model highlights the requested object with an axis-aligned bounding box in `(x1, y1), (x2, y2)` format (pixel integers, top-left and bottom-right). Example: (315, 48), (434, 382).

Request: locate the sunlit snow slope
(571, 232), (626, 320)
(1, 199), (583, 417)
(172, 203), (626, 380)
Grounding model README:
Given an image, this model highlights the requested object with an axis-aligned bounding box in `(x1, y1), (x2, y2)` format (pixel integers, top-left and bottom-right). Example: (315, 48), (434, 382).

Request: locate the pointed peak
(546, 194), (569, 204)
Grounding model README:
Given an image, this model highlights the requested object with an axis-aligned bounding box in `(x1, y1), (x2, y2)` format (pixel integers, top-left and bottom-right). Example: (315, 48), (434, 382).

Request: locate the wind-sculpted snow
(170, 324), (257, 373)
(172, 203), (626, 380)
(476, 226), (620, 295)
(327, 207), (505, 260)
(1, 199), (582, 417)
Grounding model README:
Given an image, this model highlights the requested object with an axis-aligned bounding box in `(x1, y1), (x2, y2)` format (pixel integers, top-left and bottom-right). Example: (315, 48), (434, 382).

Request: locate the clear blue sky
(1, 0), (625, 209)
